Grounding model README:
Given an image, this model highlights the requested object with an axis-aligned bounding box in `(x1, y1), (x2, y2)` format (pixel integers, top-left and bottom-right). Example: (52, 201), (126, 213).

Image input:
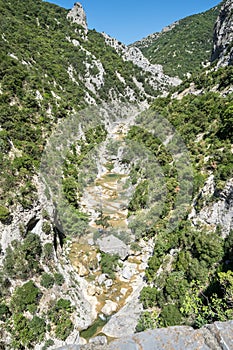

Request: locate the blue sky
(47, 0), (221, 44)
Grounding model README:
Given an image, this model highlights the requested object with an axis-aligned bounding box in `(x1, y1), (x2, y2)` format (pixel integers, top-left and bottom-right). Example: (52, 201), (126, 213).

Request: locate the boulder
(97, 234), (129, 260)
(101, 300), (118, 316)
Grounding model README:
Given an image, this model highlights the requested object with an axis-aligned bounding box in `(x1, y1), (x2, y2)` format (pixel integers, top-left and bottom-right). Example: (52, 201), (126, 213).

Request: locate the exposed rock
(104, 279), (113, 288)
(55, 345), (80, 350)
(97, 273), (107, 285)
(101, 300), (118, 316)
(67, 2), (88, 30)
(189, 177), (233, 236)
(121, 263), (138, 280)
(89, 336), (107, 346)
(97, 234), (129, 260)
(108, 325), (221, 350)
(102, 285), (144, 338)
(60, 321), (233, 350)
(76, 263), (89, 277)
(101, 32), (181, 92)
(211, 0), (233, 67)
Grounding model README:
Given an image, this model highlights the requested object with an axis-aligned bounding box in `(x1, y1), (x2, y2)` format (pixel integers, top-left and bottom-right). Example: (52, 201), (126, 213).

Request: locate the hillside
(132, 5), (220, 78)
(0, 0), (232, 349)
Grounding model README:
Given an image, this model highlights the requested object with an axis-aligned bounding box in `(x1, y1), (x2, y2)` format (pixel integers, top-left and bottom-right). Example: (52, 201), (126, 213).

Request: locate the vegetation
(0, 0), (232, 346)
(48, 299), (74, 340)
(40, 273), (55, 289)
(0, 205), (10, 222)
(134, 6), (220, 78)
(0, 0), (159, 213)
(3, 233), (42, 279)
(100, 252), (120, 279)
(135, 78), (233, 329)
(10, 280), (41, 313)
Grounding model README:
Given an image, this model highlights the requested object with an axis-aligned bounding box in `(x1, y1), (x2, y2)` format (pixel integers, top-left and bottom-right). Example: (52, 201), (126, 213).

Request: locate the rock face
(101, 32), (181, 91)
(57, 320), (233, 350)
(189, 177), (233, 236)
(97, 234), (129, 260)
(67, 2), (88, 30)
(211, 0), (233, 67)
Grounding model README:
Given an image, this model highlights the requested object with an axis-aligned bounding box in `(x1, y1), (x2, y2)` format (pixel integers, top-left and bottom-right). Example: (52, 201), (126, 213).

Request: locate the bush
(42, 339), (54, 350)
(0, 205), (10, 222)
(11, 314), (46, 348)
(100, 252), (119, 279)
(0, 303), (10, 321)
(160, 304), (183, 327)
(43, 242), (54, 261)
(54, 272), (65, 286)
(10, 280), (41, 313)
(55, 316), (74, 340)
(48, 298), (73, 341)
(41, 273), (54, 288)
(3, 234), (42, 279)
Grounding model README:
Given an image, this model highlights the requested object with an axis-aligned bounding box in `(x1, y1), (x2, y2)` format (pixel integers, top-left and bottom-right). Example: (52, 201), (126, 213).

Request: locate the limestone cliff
(67, 2), (88, 31)
(56, 320), (233, 350)
(211, 0), (233, 67)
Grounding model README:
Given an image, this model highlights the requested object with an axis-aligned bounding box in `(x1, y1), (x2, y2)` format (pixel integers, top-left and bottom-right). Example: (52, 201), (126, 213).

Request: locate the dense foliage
(0, 0), (156, 212)
(136, 73), (233, 330)
(0, 0), (232, 347)
(134, 6), (220, 78)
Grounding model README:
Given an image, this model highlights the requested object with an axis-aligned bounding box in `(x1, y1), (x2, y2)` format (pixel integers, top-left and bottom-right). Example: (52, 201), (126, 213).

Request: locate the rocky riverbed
(65, 121), (154, 344)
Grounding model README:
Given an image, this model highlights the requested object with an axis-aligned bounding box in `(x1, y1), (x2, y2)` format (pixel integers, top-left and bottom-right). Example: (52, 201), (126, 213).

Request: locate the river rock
(89, 336), (107, 346)
(97, 274), (107, 285)
(120, 288), (128, 296)
(104, 279), (113, 288)
(76, 263), (89, 277)
(101, 300), (118, 316)
(121, 263), (138, 280)
(87, 285), (96, 296)
(97, 234), (129, 260)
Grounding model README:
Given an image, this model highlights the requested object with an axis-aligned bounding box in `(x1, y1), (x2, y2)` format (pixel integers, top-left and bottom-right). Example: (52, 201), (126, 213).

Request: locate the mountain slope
(211, 0), (233, 66)
(132, 5), (220, 78)
(0, 1), (232, 349)
(0, 0), (180, 210)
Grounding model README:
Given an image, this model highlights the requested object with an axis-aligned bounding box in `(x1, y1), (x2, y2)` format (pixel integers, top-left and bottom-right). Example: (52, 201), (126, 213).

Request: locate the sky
(47, 0), (221, 45)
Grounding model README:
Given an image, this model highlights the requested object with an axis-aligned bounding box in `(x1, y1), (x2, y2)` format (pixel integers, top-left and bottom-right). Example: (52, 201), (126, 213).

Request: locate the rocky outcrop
(101, 33), (181, 91)
(67, 2), (88, 30)
(189, 176), (233, 236)
(56, 320), (233, 350)
(97, 235), (129, 260)
(211, 0), (233, 67)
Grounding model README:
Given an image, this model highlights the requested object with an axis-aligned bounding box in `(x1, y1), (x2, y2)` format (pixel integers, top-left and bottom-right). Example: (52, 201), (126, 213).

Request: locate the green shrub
(100, 252), (119, 279)
(42, 339), (54, 350)
(54, 272), (65, 286)
(43, 242), (54, 261)
(0, 303), (11, 321)
(55, 316), (74, 340)
(42, 221), (51, 235)
(0, 205), (10, 222)
(41, 273), (54, 288)
(10, 280), (41, 313)
(160, 304), (183, 327)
